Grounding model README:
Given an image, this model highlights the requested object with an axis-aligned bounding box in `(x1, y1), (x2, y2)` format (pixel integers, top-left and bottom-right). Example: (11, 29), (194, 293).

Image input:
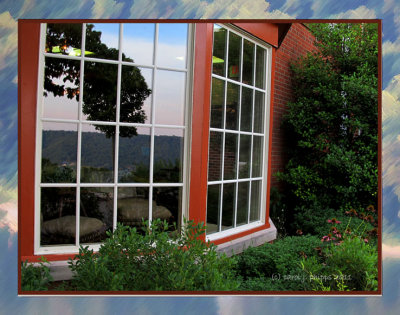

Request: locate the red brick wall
(270, 24), (316, 189)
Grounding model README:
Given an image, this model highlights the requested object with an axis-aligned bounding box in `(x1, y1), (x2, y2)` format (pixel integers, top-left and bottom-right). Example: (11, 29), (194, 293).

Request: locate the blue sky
(1, 0), (400, 313)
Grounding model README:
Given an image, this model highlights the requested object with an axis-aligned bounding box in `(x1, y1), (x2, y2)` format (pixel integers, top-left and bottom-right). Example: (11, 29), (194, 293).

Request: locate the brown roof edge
(277, 23), (292, 48)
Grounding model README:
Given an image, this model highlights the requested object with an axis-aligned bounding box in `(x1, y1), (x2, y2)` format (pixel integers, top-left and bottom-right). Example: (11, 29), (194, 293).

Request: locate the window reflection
(41, 122), (77, 183)
(46, 24), (82, 56)
(153, 187), (181, 232)
(208, 131), (223, 181)
(122, 23), (155, 65)
(118, 127), (151, 183)
(207, 184), (221, 234)
(212, 25), (227, 76)
(155, 70), (185, 126)
(250, 180), (261, 222)
(81, 124), (114, 183)
(121, 66), (152, 124)
(80, 187), (113, 244)
(228, 32), (241, 81)
(210, 78), (225, 129)
(226, 82), (239, 130)
(43, 57), (80, 120)
(157, 24), (187, 69)
(224, 133), (238, 180)
(85, 24), (119, 60)
(237, 181), (250, 226)
(242, 39), (254, 85)
(117, 187), (150, 231)
(40, 187), (76, 246)
(153, 128), (184, 183)
(222, 183), (235, 230)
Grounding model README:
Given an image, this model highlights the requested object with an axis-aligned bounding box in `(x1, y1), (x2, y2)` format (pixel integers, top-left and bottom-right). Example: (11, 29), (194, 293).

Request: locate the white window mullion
(148, 24), (159, 225)
(112, 24), (123, 231)
(75, 23), (87, 246)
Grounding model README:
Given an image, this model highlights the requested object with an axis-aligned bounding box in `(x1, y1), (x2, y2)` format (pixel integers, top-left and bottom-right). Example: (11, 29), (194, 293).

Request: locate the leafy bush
(292, 205), (375, 239)
(69, 219), (239, 291)
(21, 257), (53, 291)
(301, 236), (378, 291)
(276, 23), (378, 215)
(235, 235), (321, 290)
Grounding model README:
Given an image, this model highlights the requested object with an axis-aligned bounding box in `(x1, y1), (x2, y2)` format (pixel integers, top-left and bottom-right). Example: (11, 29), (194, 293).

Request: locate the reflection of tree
(44, 23), (151, 139)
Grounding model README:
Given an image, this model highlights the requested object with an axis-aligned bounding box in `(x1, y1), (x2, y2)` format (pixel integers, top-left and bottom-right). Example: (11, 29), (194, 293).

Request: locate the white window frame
(34, 23), (194, 255)
(206, 24), (272, 242)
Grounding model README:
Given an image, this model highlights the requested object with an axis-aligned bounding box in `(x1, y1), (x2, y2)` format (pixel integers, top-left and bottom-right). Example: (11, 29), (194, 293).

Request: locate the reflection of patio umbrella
(212, 56), (224, 63)
(50, 45), (94, 56)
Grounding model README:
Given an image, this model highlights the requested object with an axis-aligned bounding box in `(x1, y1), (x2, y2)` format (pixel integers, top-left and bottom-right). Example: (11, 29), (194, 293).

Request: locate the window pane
(240, 87), (253, 132)
(237, 181), (250, 226)
(212, 25), (227, 76)
(43, 57), (80, 120)
(40, 187), (76, 246)
(157, 24), (187, 69)
(210, 77), (225, 129)
(122, 23), (155, 65)
(222, 183), (235, 230)
(250, 180), (262, 222)
(41, 122), (77, 183)
(118, 127), (150, 183)
(153, 128), (184, 183)
(254, 91), (265, 133)
(120, 66), (152, 124)
(242, 39), (254, 85)
(239, 134), (251, 179)
(83, 62), (118, 122)
(255, 46), (266, 89)
(224, 133), (238, 180)
(154, 70), (185, 126)
(81, 124), (114, 183)
(117, 187), (150, 230)
(45, 24), (82, 56)
(153, 187), (181, 232)
(206, 184), (220, 234)
(252, 135), (263, 177)
(85, 23), (119, 60)
(80, 187), (113, 244)
(208, 131), (223, 181)
(228, 32), (241, 81)
(226, 82), (239, 130)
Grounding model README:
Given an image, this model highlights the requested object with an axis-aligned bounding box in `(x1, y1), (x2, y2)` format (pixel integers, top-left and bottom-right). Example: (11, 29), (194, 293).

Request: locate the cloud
(92, 0), (125, 19)
(328, 5), (377, 19)
(383, 243), (400, 259)
(129, 0), (293, 19)
(383, 40), (400, 56)
(0, 11), (17, 71)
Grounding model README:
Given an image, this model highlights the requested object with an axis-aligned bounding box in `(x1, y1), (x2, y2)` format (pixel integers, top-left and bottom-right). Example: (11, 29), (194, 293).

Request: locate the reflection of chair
(40, 193), (108, 245)
(41, 215), (108, 244)
(117, 198), (173, 226)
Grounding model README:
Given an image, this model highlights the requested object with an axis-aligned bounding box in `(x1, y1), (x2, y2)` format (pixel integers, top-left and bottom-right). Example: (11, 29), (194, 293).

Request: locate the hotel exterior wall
(270, 24), (316, 189)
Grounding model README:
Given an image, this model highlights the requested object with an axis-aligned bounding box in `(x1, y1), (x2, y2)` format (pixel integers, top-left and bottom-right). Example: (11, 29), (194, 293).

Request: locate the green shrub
(235, 235), (321, 291)
(21, 257), (53, 291)
(69, 219), (239, 291)
(292, 205), (375, 239)
(301, 236), (378, 291)
(276, 23), (378, 215)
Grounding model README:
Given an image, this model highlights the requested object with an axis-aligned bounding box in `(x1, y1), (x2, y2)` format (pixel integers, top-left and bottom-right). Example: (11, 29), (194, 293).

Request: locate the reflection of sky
(1, 0), (400, 313)
(43, 23), (187, 136)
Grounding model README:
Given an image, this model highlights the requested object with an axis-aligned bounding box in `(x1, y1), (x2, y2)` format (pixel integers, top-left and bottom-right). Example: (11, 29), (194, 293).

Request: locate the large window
(206, 24), (271, 239)
(35, 23), (192, 253)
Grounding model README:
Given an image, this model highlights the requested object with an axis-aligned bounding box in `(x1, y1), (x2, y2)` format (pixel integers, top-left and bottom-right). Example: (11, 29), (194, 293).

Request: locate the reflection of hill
(42, 130), (183, 169)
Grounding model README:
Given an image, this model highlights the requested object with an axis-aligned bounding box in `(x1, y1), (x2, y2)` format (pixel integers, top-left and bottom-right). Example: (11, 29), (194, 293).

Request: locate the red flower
(327, 218), (341, 224)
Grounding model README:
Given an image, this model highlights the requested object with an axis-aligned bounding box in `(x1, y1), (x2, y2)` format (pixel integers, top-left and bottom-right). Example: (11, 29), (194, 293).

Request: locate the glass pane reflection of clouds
(155, 70), (185, 126)
(43, 57), (80, 120)
(45, 24), (82, 56)
(157, 24), (188, 69)
(85, 23), (119, 60)
(122, 23), (155, 65)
